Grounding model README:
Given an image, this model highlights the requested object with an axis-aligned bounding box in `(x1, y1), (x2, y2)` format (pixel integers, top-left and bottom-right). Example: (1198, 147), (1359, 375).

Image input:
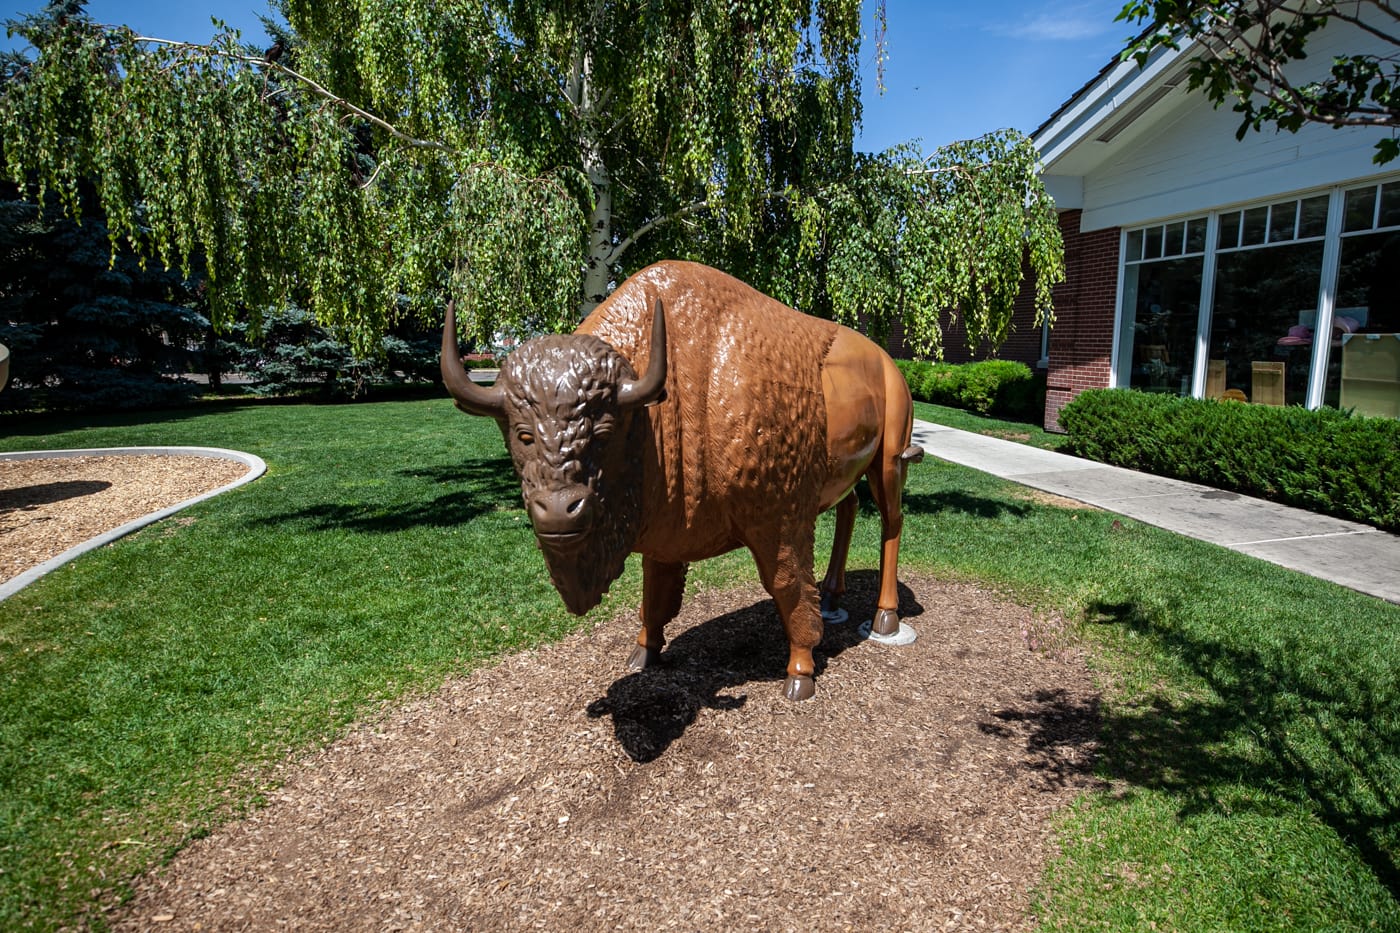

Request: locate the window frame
(1113, 176), (1400, 408)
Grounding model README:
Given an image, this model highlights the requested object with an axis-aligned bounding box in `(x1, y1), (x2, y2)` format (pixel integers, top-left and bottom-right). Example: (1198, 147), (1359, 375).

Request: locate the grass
(2, 398), (1398, 931)
(912, 400), (1066, 449)
(0, 400), (622, 928)
(908, 402), (1400, 931)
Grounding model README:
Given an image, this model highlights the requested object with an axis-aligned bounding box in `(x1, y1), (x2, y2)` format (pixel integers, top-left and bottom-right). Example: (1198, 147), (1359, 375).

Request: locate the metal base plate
(822, 607), (849, 625)
(858, 618), (918, 646)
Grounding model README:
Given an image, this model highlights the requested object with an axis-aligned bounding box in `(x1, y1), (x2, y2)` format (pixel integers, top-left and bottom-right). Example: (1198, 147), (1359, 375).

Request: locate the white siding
(1077, 20), (1395, 231)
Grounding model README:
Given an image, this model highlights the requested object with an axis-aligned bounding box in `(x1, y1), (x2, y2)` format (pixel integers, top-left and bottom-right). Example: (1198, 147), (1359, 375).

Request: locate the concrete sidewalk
(912, 420), (1400, 605)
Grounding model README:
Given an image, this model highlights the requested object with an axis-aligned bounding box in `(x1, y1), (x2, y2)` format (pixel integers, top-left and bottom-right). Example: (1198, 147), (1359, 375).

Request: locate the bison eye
(517, 430), (535, 446)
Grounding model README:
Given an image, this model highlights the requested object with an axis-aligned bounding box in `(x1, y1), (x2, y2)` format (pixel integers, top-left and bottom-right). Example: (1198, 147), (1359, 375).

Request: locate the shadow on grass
(903, 489), (1034, 519)
(252, 456), (522, 533)
(1087, 598), (1400, 899)
(836, 477), (1034, 522)
(0, 400), (264, 439)
(587, 572), (924, 763)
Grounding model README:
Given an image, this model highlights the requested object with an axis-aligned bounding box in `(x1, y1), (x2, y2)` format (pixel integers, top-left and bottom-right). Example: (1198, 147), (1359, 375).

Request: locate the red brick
(1039, 211), (1120, 432)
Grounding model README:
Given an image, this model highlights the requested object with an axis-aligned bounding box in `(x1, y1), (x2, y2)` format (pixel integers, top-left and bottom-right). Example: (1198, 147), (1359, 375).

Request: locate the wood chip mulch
(112, 572), (1102, 933)
(0, 454), (250, 585)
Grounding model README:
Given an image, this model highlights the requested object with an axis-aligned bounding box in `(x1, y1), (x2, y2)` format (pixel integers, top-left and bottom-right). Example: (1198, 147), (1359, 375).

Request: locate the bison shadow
(902, 489), (1034, 520)
(587, 571), (924, 762)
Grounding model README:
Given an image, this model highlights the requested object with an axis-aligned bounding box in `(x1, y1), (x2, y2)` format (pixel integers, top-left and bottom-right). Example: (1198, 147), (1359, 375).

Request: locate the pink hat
(1278, 324), (1312, 346)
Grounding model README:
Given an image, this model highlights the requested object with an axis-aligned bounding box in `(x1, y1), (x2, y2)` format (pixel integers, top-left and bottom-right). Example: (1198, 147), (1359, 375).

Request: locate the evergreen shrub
(896, 358), (1039, 417)
(1059, 388), (1400, 531)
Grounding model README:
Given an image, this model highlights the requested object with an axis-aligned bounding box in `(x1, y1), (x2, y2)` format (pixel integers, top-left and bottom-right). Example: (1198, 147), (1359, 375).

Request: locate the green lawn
(912, 399), (1068, 450)
(2, 398), (1397, 931)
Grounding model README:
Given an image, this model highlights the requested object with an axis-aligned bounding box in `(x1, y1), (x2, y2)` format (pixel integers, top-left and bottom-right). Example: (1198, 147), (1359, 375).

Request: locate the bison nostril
(530, 487), (594, 535)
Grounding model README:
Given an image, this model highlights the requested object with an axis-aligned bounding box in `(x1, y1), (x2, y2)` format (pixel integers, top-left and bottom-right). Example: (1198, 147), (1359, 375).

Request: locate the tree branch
(1284, 2), (1400, 45)
(1192, 18), (1398, 129)
(608, 198), (714, 264)
(127, 33), (463, 156)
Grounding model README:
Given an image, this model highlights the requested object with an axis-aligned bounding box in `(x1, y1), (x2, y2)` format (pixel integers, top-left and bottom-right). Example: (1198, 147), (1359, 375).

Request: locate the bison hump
(583, 262), (838, 529)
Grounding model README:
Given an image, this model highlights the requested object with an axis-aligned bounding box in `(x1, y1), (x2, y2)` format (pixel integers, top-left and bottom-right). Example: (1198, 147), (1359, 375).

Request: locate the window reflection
(1118, 182), (1400, 416)
(1269, 201), (1296, 242)
(1324, 230), (1400, 413)
(1300, 196), (1329, 238)
(1120, 257), (1204, 395)
(1220, 211), (1241, 249)
(1209, 241), (1324, 407)
(1345, 186), (1377, 232)
(1243, 206), (1269, 246)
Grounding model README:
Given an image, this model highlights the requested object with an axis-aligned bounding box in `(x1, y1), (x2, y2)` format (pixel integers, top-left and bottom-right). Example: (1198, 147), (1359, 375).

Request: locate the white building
(1030, 9), (1399, 430)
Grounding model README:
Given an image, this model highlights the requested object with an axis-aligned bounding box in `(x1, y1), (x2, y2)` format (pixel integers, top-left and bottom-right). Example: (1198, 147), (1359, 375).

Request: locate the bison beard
(535, 457), (642, 615)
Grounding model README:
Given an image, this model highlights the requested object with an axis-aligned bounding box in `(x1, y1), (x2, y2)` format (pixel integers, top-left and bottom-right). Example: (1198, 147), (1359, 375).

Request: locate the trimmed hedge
(1059, 388), (1400, 532)
(896, 358), (1040, 417)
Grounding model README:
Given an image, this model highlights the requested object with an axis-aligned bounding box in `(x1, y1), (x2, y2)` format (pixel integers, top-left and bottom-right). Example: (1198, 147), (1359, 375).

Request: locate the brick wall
(1042, 211), (1121, 432)
(883, 279), (1045, 367)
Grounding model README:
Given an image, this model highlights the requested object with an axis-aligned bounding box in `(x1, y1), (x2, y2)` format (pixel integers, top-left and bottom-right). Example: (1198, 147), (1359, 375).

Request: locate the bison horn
(440, 300), (505, 417)
(617, 299), (667, 410)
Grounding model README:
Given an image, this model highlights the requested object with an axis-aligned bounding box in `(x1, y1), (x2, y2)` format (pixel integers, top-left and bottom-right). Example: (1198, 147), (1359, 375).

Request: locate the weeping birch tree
(1, 0), (1063, 358)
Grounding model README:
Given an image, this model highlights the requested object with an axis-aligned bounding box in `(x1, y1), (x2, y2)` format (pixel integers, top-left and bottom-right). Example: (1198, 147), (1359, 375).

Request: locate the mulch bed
(111, 572), (1102, 932)
(0, 454), (249, 585)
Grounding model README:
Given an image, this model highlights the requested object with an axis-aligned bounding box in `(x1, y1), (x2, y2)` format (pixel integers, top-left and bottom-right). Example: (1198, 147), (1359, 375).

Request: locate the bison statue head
(440, 300), (667, 615)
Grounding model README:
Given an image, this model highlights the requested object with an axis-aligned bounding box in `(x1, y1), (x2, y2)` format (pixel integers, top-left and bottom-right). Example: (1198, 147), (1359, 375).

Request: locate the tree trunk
(570, 43), (614, 319)
(581, 156), (612, 316)
(205, 318), (223, 392)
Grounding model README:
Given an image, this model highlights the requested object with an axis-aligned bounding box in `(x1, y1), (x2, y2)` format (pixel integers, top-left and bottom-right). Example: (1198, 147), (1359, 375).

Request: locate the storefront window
(1117, 181), (1400, 416)
(1324, 181), (1400, 416)
(1118, 218), (1206, 395)
(1209, 240), (1324, 406)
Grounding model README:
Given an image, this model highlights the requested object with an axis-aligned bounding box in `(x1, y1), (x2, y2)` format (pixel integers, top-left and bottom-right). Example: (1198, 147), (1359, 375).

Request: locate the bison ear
(618, 298), (668, 410)
(441, 300), (505, 417)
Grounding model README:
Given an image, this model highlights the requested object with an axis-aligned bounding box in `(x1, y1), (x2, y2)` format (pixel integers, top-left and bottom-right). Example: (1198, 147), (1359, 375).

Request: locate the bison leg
(866, 444), (921, 640)
(627, 557), (687, 672)
(748, 528), (823, 701)
(820, 491), (857, 623)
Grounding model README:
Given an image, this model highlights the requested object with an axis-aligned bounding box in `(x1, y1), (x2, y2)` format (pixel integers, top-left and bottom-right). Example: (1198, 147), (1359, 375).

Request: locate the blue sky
(4, 0), (1138, 153)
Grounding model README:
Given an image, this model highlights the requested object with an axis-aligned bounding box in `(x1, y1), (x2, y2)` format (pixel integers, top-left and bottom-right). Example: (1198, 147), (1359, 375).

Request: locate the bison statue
(441, 261), (923, 700)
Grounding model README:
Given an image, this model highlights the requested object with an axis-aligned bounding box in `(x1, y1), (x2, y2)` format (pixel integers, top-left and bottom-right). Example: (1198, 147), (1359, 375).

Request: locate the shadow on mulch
(110, 572), (1103, 933)
(588, 573), (923, 761)
(0, 479), (112, 511)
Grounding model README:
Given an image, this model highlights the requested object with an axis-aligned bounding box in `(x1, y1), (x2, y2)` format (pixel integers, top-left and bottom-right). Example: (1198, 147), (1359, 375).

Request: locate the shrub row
(1059, 388), (1400, 532)
(895, 358), (1040, 418)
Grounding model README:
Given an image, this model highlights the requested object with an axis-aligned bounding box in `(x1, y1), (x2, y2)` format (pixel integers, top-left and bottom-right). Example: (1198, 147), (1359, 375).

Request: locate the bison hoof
(820, 591), (847, 624)
(860, 615), (918, 647)
(783, 675), (816, 701)
(625, 644), (661, 672)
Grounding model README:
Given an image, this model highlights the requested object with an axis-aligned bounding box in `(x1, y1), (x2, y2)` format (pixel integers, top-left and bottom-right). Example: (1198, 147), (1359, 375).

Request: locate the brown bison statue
(441, 261), (923, 700)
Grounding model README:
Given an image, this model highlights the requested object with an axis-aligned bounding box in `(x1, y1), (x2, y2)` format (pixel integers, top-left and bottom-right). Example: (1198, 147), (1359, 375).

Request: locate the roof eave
(1032, 39), (1198, 175)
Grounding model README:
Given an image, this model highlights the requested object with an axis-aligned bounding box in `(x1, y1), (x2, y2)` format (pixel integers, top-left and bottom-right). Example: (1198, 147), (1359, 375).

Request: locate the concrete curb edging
(0, 447), (267, 602)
